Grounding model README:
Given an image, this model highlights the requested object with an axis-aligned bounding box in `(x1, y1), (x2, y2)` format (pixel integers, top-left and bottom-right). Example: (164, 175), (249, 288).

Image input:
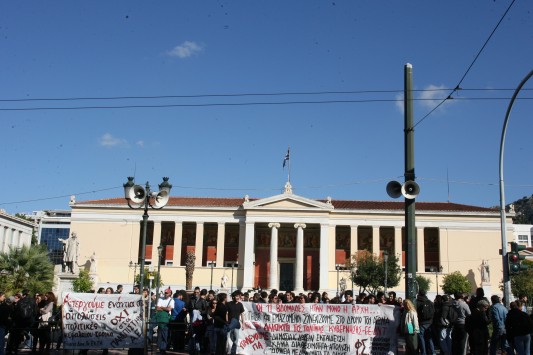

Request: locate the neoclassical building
(0, 209), (35, 252)
(67, 183), (509, 297)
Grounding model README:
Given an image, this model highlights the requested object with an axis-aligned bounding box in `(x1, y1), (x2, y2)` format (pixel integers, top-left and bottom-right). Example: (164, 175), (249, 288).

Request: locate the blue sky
(1, 1), (532, 214)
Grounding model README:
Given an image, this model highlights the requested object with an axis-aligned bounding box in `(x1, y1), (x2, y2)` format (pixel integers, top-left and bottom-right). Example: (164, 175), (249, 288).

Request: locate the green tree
(185, 251), (196, 290)
(441, 271), (472, 295)
(348, 250), (402, 295)
(0, 244), (54, 295)
(135, 268), (163, 290)
(72, 269), (94, 293)
(416, 275), (432, 295)
(510, 269), (533, 299)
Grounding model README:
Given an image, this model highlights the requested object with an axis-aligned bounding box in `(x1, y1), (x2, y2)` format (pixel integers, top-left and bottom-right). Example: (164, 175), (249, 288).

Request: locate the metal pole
(499, 69), (533, 308)
(336, 266), (340, 297)
(404, 63), (417, 302)
(231, 263), (234, 293)
(384, 251), (389, 295)
(155, 244), (163, 300)
(210, 262), (214, 290)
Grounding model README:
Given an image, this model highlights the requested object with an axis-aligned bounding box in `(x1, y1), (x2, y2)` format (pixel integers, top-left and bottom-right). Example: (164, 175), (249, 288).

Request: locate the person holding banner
(156, 289), (174, 355)
(401, 299), (420, 354)
(213, 293), (228, 355)
(226, 290), (245, 355)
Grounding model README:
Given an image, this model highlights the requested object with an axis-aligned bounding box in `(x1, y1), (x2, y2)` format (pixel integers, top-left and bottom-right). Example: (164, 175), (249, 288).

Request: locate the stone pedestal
(482, 283), (492, 298)
(54, 272), (78, 300)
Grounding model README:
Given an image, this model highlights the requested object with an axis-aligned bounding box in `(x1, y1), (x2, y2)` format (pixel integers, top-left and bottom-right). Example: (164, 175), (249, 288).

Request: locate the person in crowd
(36, 292), (57, 354)
(206, 298), (217, 355)
(156, 289), (174, 355)
(451, 292), (471, 355)
(397, 297), (404, 309)
(170, 290), (187, 352)
(343, 290), (354, 304)
(284, 292), (295, 304)
(438, 294), (454, 355)
(213, 293), (228, 355)
(97, 287), (105, 294)
(376, 292), (386, 305)
(115, 285), (123, 294)
(7, 289), (36, 355)
(490, 294), (511, 355)
(519, 294), (528, 312)
(321, 292), (330, 304)
(226, 290), (245, 355)
(506, 300), (533, 355)
(402, 299), (419, 354)
(310, 293), (321, 303)
(31, 294), (44, 353)
(258, 291), (268, 303)
(387, 291), (399, 305)
(467, 299), (490, 355)
(364, 294), (376, 304)
(105, 287), (114, 294)
(242, 292), (249, 302)
(469, 288), (489, 312)
(415, 290), (436, 355)
(130, 285), (140, 295)
(268, 294), (280, 303)
(355, 293), (367, 304)
(251, 293), (260, 303)
(187, 287), (208, 320)
(0, 292), (12, 355)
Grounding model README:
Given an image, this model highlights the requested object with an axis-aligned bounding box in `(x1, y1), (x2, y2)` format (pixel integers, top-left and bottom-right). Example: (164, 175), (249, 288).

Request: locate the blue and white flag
(283, 148), (290, 168)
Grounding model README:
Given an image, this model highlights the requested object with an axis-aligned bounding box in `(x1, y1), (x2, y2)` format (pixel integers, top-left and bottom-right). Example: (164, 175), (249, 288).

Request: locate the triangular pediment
(243, 193), (333, 211)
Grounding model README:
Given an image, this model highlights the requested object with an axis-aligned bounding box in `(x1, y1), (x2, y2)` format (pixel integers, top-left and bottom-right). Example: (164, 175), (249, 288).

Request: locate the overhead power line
(414, 0), (518, 128)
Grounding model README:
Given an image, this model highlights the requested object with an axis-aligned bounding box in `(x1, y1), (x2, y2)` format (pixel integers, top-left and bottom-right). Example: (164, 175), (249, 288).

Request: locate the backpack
(419, 299), (435, 321)
(440, 302), (459, 327)
(15, 298), (34, 320)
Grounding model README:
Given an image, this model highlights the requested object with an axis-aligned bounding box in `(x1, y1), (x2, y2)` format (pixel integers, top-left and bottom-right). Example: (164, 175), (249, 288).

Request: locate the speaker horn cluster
(386, 180), (420, 200)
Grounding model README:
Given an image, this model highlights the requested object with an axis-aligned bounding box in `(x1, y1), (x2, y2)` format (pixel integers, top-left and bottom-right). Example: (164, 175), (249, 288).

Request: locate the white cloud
(167, 41), (203, 58)
(395, 92), (404, 113)
(136, 140), (145, 147)
(99, 133), (127, 147)
(418, 84), (448, 110)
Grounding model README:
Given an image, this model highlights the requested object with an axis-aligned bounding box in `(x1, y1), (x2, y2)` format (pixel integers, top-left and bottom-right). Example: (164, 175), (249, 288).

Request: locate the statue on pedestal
(481, 259), (490, 284)
(221, 273), (228, 289)
(59, 232), (80, 274)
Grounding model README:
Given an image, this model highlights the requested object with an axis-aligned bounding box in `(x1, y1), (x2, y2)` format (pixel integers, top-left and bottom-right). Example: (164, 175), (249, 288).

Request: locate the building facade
(68, 186), (511, 297)
(0, 210), (35, 252)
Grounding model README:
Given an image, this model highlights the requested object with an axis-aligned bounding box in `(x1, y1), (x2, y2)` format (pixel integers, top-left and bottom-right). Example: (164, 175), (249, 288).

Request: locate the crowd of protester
(2, 285), (533, 355)
(0, 289), (61, 355)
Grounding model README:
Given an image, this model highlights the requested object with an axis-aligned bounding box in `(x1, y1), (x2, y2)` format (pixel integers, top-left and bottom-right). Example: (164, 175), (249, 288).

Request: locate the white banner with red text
(61, 292), (144, 349)
(235, 302), (400, 355)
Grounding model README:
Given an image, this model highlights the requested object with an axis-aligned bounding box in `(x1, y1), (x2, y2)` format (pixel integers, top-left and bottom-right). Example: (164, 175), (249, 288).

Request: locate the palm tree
(0, 244), (54, 295)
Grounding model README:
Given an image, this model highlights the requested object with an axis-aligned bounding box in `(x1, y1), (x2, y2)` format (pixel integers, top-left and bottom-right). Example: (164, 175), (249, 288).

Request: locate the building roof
(74, 196), (498, 213)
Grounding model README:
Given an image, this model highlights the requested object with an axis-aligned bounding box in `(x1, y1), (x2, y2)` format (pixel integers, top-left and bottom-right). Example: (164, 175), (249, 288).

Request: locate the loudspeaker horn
(128, 185), (146, 204)
(386, 181), (403, 199)
(401, 180), (420, 199)
(151, 190), (169, 208)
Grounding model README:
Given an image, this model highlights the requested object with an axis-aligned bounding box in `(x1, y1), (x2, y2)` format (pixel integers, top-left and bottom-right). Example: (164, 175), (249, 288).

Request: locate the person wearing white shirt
(156, 289), (175, 354)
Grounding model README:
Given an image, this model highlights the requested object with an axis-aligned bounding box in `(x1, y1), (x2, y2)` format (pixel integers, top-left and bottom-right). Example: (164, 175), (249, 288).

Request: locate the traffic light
(508, 242), (527, 275)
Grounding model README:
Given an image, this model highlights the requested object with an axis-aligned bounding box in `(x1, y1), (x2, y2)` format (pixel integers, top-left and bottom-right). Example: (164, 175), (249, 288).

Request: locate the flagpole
(287, 147), (291, 183)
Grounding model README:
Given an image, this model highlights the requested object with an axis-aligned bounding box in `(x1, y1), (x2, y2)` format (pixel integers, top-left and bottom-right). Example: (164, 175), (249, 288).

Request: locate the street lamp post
(129, 261), (139, 291)
(435, 265), (443, 295)
(123, 177), (172, 355)
(231, 262), (235, 294)
(155, 244), (163, 300)
(336, 265), (340, 297)
(210, 261), (215, 291)
(499, 70), (533, 308)
(383, 251), (389, 295)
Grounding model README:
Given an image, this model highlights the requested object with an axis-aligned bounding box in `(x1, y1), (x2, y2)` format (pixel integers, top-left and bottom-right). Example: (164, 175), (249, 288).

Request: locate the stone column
(195, 222), (204, 267)
(372, 226), (380, 256)
(173, 222), (183, 266)
(294, 223), (306, 293)
(152, 222), (162, 262)
(216, 223), (226, 268)
(350, 226), (358, 257)
(268, 223), (280, 290)
(0, 226), (5, 253)
(319, 224), (330, 292)
(242, 222), (255, 290)
(394, 227), (402, 266)
(417, 227), (425, 273)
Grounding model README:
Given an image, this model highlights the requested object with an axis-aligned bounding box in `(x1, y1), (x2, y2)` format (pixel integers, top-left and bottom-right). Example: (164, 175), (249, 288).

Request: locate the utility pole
(404, 63), (417, 301)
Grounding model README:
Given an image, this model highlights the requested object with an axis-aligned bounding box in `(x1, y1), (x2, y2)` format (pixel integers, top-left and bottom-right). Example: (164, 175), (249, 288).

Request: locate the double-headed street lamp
(123, 177), (171, 355)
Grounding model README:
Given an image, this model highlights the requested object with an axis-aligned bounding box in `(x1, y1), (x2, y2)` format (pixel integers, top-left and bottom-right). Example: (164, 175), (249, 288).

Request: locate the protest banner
(231, 302), (400, 355)
(61, 292), (145, 349)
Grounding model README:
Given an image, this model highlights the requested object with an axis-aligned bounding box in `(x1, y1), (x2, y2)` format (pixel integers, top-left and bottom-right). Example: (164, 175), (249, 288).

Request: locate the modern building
(0, 210), (35, 252)
(67, 182), (512, 297)
(33, 210), (71, 266)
